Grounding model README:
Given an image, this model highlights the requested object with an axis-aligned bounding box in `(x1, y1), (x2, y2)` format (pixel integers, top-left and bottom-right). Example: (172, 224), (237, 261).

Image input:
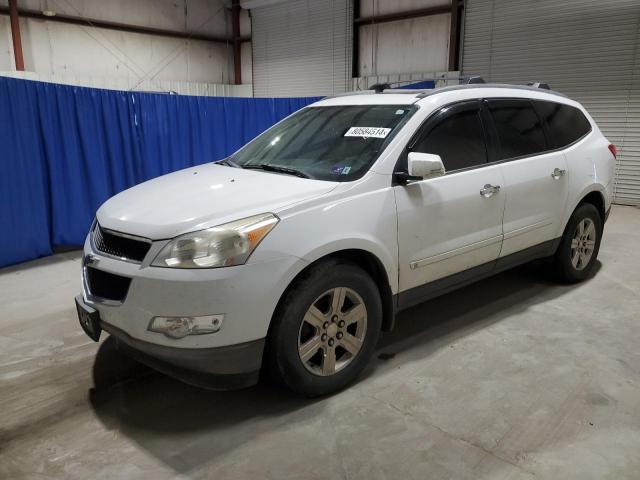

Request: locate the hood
(96, 163), (337, 239)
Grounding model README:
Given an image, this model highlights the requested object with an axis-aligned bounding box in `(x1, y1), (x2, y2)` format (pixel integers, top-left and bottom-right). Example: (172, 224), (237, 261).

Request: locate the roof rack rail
(328, 76), (559, 100)
(527, 81), (551, 90)
(368, 76), (455, 93)
(462, 75), (485, 84)
(370, 82), (392, 93)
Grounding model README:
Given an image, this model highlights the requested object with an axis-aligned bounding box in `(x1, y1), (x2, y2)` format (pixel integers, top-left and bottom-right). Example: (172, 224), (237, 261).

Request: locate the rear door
(485, 99), (569, 257)
(394, 100), (505, 304)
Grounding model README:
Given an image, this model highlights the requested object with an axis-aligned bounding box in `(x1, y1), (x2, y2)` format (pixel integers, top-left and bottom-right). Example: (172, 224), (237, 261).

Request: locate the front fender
(300, 236), (398, 294)
(256, 183), (400, 295)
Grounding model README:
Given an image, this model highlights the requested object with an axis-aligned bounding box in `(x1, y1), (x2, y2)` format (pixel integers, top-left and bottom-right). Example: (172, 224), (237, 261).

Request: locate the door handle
(480, 184), (500, 198)
(551, 167), (566, 179)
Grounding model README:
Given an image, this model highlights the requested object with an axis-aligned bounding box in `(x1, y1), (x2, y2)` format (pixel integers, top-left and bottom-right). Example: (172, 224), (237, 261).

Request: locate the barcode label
(344, 127), (391, 139)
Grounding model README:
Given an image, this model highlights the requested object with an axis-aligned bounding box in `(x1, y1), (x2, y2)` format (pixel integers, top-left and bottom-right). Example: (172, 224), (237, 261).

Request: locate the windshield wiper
(242, 164), (312, 179)
(217, 158), (240, 168)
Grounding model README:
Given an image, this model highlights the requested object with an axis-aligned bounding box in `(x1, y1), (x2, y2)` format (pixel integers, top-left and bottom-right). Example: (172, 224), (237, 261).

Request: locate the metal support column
(8, 0), (25, 71)
(448, 0), (462, 71)
(232, 0), (242, 85)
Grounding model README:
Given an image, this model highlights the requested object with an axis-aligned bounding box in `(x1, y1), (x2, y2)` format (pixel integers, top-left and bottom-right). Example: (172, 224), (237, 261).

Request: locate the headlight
(151, 213), (279, 268)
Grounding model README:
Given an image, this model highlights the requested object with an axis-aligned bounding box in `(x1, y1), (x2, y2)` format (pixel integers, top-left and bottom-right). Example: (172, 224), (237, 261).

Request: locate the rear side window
(412, 109), (487, 171)
(487, 99), (547, 160)
(534, 101), (591, 148)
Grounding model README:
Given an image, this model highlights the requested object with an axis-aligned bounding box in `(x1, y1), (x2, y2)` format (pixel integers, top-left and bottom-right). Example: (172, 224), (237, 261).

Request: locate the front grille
(87, 267), (131, 302)
(93, 224), (151, 263)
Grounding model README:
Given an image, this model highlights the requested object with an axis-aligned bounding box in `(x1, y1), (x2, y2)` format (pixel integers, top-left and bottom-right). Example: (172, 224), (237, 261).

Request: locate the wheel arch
(562, 185), (608, 232)
(270, 248), (397, 337)
(578, 190), (606, 222)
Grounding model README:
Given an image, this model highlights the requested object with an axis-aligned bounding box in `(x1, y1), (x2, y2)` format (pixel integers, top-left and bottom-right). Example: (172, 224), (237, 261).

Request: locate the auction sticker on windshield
(344, 127), (391, 138)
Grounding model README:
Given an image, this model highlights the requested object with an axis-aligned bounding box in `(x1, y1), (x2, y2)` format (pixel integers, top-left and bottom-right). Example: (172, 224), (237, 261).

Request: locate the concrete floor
(1, 205), (640, 479)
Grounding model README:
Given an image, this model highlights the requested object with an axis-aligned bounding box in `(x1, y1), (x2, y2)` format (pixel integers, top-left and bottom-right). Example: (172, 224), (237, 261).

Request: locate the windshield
(229, 105), (416, 181)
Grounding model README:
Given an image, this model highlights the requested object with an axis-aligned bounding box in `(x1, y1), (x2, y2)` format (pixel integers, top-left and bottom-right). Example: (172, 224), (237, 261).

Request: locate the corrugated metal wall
(251, 0), (352, 97)
(462, 0), (640, 205)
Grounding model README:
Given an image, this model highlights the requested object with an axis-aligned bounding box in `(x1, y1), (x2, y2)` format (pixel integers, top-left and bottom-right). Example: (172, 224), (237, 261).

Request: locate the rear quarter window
(533, 100), (592, 149)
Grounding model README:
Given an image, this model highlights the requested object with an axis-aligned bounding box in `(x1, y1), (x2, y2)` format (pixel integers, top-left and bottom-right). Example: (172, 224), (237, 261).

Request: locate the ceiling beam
(354, 4), (451, 25)
(0, 6), (251, 45)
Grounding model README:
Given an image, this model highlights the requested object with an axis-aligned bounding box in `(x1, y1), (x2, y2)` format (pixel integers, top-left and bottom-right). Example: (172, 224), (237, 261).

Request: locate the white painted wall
(0, 0), (454, 95)
(0, 15), (11, 70)
(358, 0), (451, 76)
(0, 0), (253, 94)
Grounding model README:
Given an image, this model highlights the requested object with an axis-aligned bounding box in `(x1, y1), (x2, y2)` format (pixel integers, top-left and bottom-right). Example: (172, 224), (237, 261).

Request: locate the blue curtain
(0, 76), (320, 268)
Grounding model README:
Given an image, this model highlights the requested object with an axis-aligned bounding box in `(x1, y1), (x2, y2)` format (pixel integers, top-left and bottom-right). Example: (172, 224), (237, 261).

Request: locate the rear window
(487, 99), (547, 160)
(534, 101), (592, 148)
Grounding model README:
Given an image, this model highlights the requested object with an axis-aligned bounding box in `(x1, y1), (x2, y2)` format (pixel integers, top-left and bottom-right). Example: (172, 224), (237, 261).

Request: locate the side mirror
(408, 152), (446, 180)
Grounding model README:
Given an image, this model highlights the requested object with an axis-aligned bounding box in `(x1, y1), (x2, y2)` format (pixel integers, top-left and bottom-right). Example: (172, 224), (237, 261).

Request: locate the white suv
(76, 83), (615, 396)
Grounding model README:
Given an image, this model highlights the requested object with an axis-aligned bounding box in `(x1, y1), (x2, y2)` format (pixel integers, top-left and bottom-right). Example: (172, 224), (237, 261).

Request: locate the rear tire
(553, 203), (603, 283)
(267, 260), (382, 397)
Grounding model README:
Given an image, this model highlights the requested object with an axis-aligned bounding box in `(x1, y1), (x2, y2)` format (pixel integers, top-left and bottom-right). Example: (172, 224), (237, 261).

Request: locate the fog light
(148, 315), (224, 339)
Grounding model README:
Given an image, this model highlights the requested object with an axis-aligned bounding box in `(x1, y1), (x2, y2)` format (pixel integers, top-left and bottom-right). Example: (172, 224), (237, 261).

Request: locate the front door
(394, 100), (506, 305)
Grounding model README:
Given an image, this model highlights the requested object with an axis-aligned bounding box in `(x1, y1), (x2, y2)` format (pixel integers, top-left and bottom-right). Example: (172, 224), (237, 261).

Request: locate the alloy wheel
(297, 287), (367, 376)
(570, 218), (597, 271)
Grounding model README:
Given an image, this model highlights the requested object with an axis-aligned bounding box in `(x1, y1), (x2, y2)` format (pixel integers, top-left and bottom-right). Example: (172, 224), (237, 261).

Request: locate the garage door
(251, 0), (352, 97)
(462, 0), (640, 205)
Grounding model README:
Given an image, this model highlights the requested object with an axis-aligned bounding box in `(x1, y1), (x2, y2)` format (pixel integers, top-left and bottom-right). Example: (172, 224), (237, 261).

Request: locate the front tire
(267, 260), (382, 397)
(554, 203), (603, 283)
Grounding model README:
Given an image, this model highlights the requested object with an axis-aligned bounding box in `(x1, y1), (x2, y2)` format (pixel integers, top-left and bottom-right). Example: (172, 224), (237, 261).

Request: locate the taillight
(608, 143), (618, 159)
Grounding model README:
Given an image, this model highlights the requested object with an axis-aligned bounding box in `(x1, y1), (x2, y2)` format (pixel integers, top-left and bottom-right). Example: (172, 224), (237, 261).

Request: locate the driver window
(412, 108), (488, 172)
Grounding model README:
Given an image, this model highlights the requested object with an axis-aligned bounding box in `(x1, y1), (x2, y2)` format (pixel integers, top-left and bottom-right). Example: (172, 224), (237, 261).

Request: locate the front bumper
(78, 231), (308, 389)
(76, 293), (265, 389)
(80, 234), (305, 348)
(102, 320), (265, 389)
